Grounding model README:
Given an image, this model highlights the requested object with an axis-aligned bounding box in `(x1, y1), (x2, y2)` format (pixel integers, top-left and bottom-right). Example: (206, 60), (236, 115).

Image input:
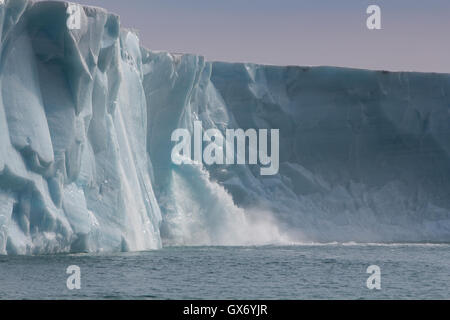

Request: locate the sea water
(0, 244), (449, 299)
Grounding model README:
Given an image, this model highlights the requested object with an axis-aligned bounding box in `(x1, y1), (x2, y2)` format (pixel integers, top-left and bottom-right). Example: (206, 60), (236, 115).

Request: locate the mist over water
(158, 160), (293, 246)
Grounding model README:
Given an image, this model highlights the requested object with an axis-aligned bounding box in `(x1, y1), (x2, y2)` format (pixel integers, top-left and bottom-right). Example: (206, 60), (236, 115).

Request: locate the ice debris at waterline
(0, 1), (449, 255)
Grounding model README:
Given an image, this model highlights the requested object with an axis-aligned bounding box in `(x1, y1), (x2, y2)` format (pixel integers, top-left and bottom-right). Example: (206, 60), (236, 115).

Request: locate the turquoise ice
(0, 1), (449, 254)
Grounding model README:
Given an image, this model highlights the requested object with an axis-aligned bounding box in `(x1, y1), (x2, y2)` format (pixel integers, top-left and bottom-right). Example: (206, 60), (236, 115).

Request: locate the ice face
(207, 64), (450, 242)
(0, 1), (161, 254)
(143, 52), (450, 244)
(0, 1), (450, 254)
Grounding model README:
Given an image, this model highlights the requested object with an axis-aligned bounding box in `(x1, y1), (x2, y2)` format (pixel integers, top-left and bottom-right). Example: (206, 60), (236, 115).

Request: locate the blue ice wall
(0, 0), (161, 254)
(0, 1), (449, 254)
(142, 51), (450, 244)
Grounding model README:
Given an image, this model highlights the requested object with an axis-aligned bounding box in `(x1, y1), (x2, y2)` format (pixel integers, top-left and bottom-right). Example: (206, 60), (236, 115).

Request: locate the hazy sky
(37, 0), (450, 73)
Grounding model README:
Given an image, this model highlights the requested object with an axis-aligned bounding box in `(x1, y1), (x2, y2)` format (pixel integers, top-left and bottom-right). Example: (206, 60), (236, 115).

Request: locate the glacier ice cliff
(0, 0), (450, 254)
(0, 0), (162, 254)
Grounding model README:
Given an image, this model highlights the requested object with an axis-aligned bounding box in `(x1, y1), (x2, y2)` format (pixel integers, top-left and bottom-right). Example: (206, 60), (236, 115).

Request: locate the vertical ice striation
(0, 1), (450, 254)
(0, 0), (161, 254)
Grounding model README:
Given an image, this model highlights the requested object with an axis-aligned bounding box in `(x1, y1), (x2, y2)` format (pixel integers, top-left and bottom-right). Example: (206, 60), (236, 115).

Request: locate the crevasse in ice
(0, 1), (449, 254)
